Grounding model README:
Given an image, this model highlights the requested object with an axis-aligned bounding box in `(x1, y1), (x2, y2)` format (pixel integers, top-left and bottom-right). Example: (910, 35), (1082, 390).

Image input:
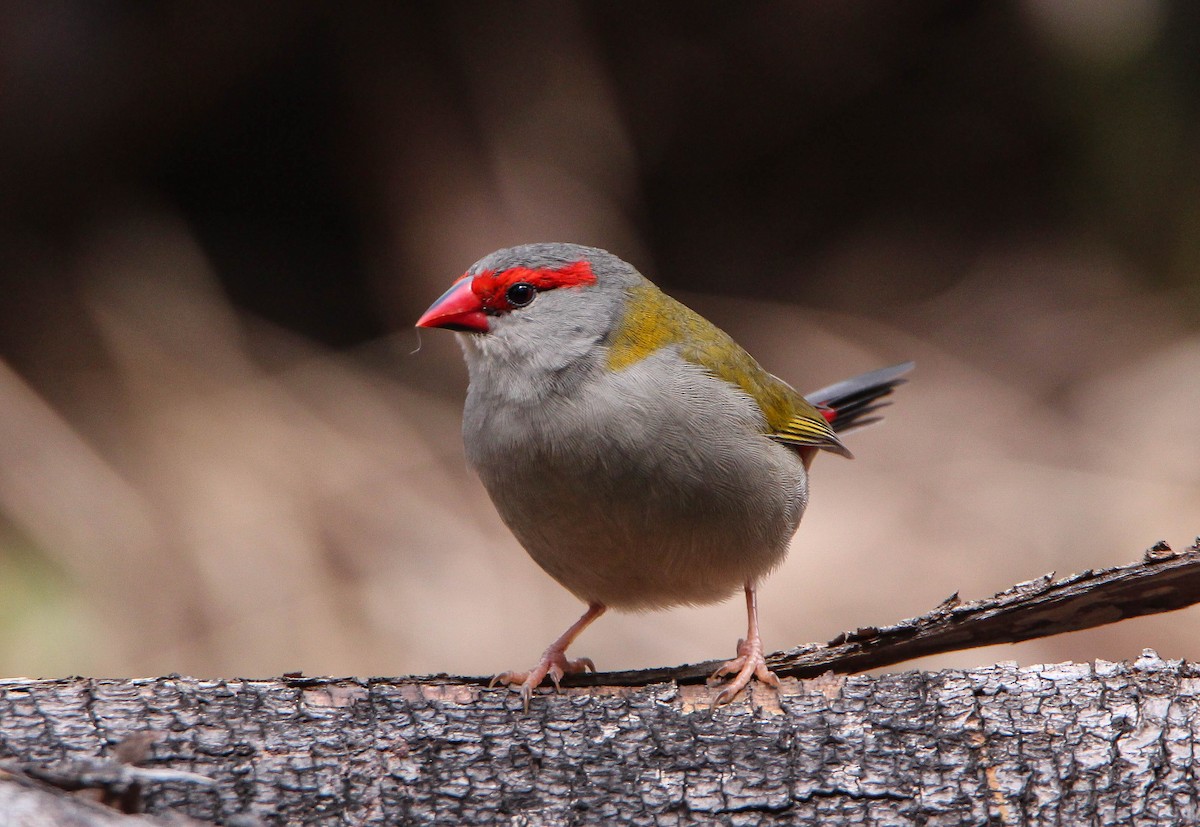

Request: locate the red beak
(416, 277), (489, 333)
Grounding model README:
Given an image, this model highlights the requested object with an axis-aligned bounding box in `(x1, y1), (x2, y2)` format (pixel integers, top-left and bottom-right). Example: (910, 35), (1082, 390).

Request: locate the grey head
(456, 243), (646, 381)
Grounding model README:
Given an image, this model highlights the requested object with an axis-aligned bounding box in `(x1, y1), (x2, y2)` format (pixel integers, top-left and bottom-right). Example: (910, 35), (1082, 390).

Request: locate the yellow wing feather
(606, 282), (852, 458)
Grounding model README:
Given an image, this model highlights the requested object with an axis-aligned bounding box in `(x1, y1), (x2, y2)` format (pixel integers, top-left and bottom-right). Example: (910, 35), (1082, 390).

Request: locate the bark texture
(4, 654), (1200, 826)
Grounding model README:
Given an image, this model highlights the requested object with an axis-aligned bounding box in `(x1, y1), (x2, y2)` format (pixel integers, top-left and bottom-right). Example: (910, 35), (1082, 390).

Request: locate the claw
(708, 582), (781, 706)
(489, 603), (605, 710)
(708, 635), (780, 705)
(488, 671), (518, 690)
(490, 652), (596, 710)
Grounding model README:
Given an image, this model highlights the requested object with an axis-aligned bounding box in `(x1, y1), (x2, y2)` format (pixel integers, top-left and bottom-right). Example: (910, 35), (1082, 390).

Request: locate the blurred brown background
(1, 2), (1197, 681)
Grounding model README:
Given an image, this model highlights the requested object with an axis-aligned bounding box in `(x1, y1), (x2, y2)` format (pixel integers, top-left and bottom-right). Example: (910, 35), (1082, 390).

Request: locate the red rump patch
(820, 407), (836, 423)
(470, 260), (596, 312)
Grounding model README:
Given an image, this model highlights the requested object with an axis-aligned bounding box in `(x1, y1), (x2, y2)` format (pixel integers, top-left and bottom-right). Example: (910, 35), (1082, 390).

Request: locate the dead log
(3, 539), (1200, 825)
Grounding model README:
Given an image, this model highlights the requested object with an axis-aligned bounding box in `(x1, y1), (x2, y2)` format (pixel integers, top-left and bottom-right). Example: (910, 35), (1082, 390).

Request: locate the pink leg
(490, 602), (606, 709)
(708, 582), (780, 704)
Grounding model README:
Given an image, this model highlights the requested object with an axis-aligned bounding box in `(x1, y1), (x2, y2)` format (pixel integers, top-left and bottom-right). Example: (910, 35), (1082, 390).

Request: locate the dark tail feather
(804, 362), (914, 434)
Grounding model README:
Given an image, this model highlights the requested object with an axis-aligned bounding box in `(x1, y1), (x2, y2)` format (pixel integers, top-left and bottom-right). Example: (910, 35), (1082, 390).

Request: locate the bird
(416, 242), (911, 707)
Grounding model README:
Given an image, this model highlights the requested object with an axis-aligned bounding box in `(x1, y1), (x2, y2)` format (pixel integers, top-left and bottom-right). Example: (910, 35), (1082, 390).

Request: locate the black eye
(505, 282), (536, 307)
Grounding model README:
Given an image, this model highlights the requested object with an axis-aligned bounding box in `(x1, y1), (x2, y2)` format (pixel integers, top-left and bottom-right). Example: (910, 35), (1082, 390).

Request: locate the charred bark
(3, 540), (1200, 825)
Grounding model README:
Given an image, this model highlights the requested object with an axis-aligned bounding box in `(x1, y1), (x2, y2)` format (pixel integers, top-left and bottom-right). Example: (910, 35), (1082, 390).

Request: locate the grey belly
(478, 430), (808, 609)
(465, 352), (810, 609)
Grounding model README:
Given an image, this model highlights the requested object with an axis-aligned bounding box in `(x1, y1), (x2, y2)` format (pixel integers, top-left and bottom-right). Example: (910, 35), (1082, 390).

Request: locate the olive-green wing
(768, 407), (852, 457)
(606, 282), (852, 458)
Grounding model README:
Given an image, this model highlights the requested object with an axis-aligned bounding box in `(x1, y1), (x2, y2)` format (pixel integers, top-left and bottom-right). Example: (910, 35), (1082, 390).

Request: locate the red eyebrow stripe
(471, 260), (596, 311)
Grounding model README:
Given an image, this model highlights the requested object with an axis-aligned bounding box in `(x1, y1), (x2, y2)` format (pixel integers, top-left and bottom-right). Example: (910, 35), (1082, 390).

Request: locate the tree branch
(4, 538), (1200, 824)
(564, 537), (1200, 687)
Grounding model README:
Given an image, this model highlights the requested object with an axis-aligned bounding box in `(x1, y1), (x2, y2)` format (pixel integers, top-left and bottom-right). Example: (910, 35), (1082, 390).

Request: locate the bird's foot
(708, 635), (780, 705)
(490, 650), (597, 710)
(490, 602), (606, 711)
